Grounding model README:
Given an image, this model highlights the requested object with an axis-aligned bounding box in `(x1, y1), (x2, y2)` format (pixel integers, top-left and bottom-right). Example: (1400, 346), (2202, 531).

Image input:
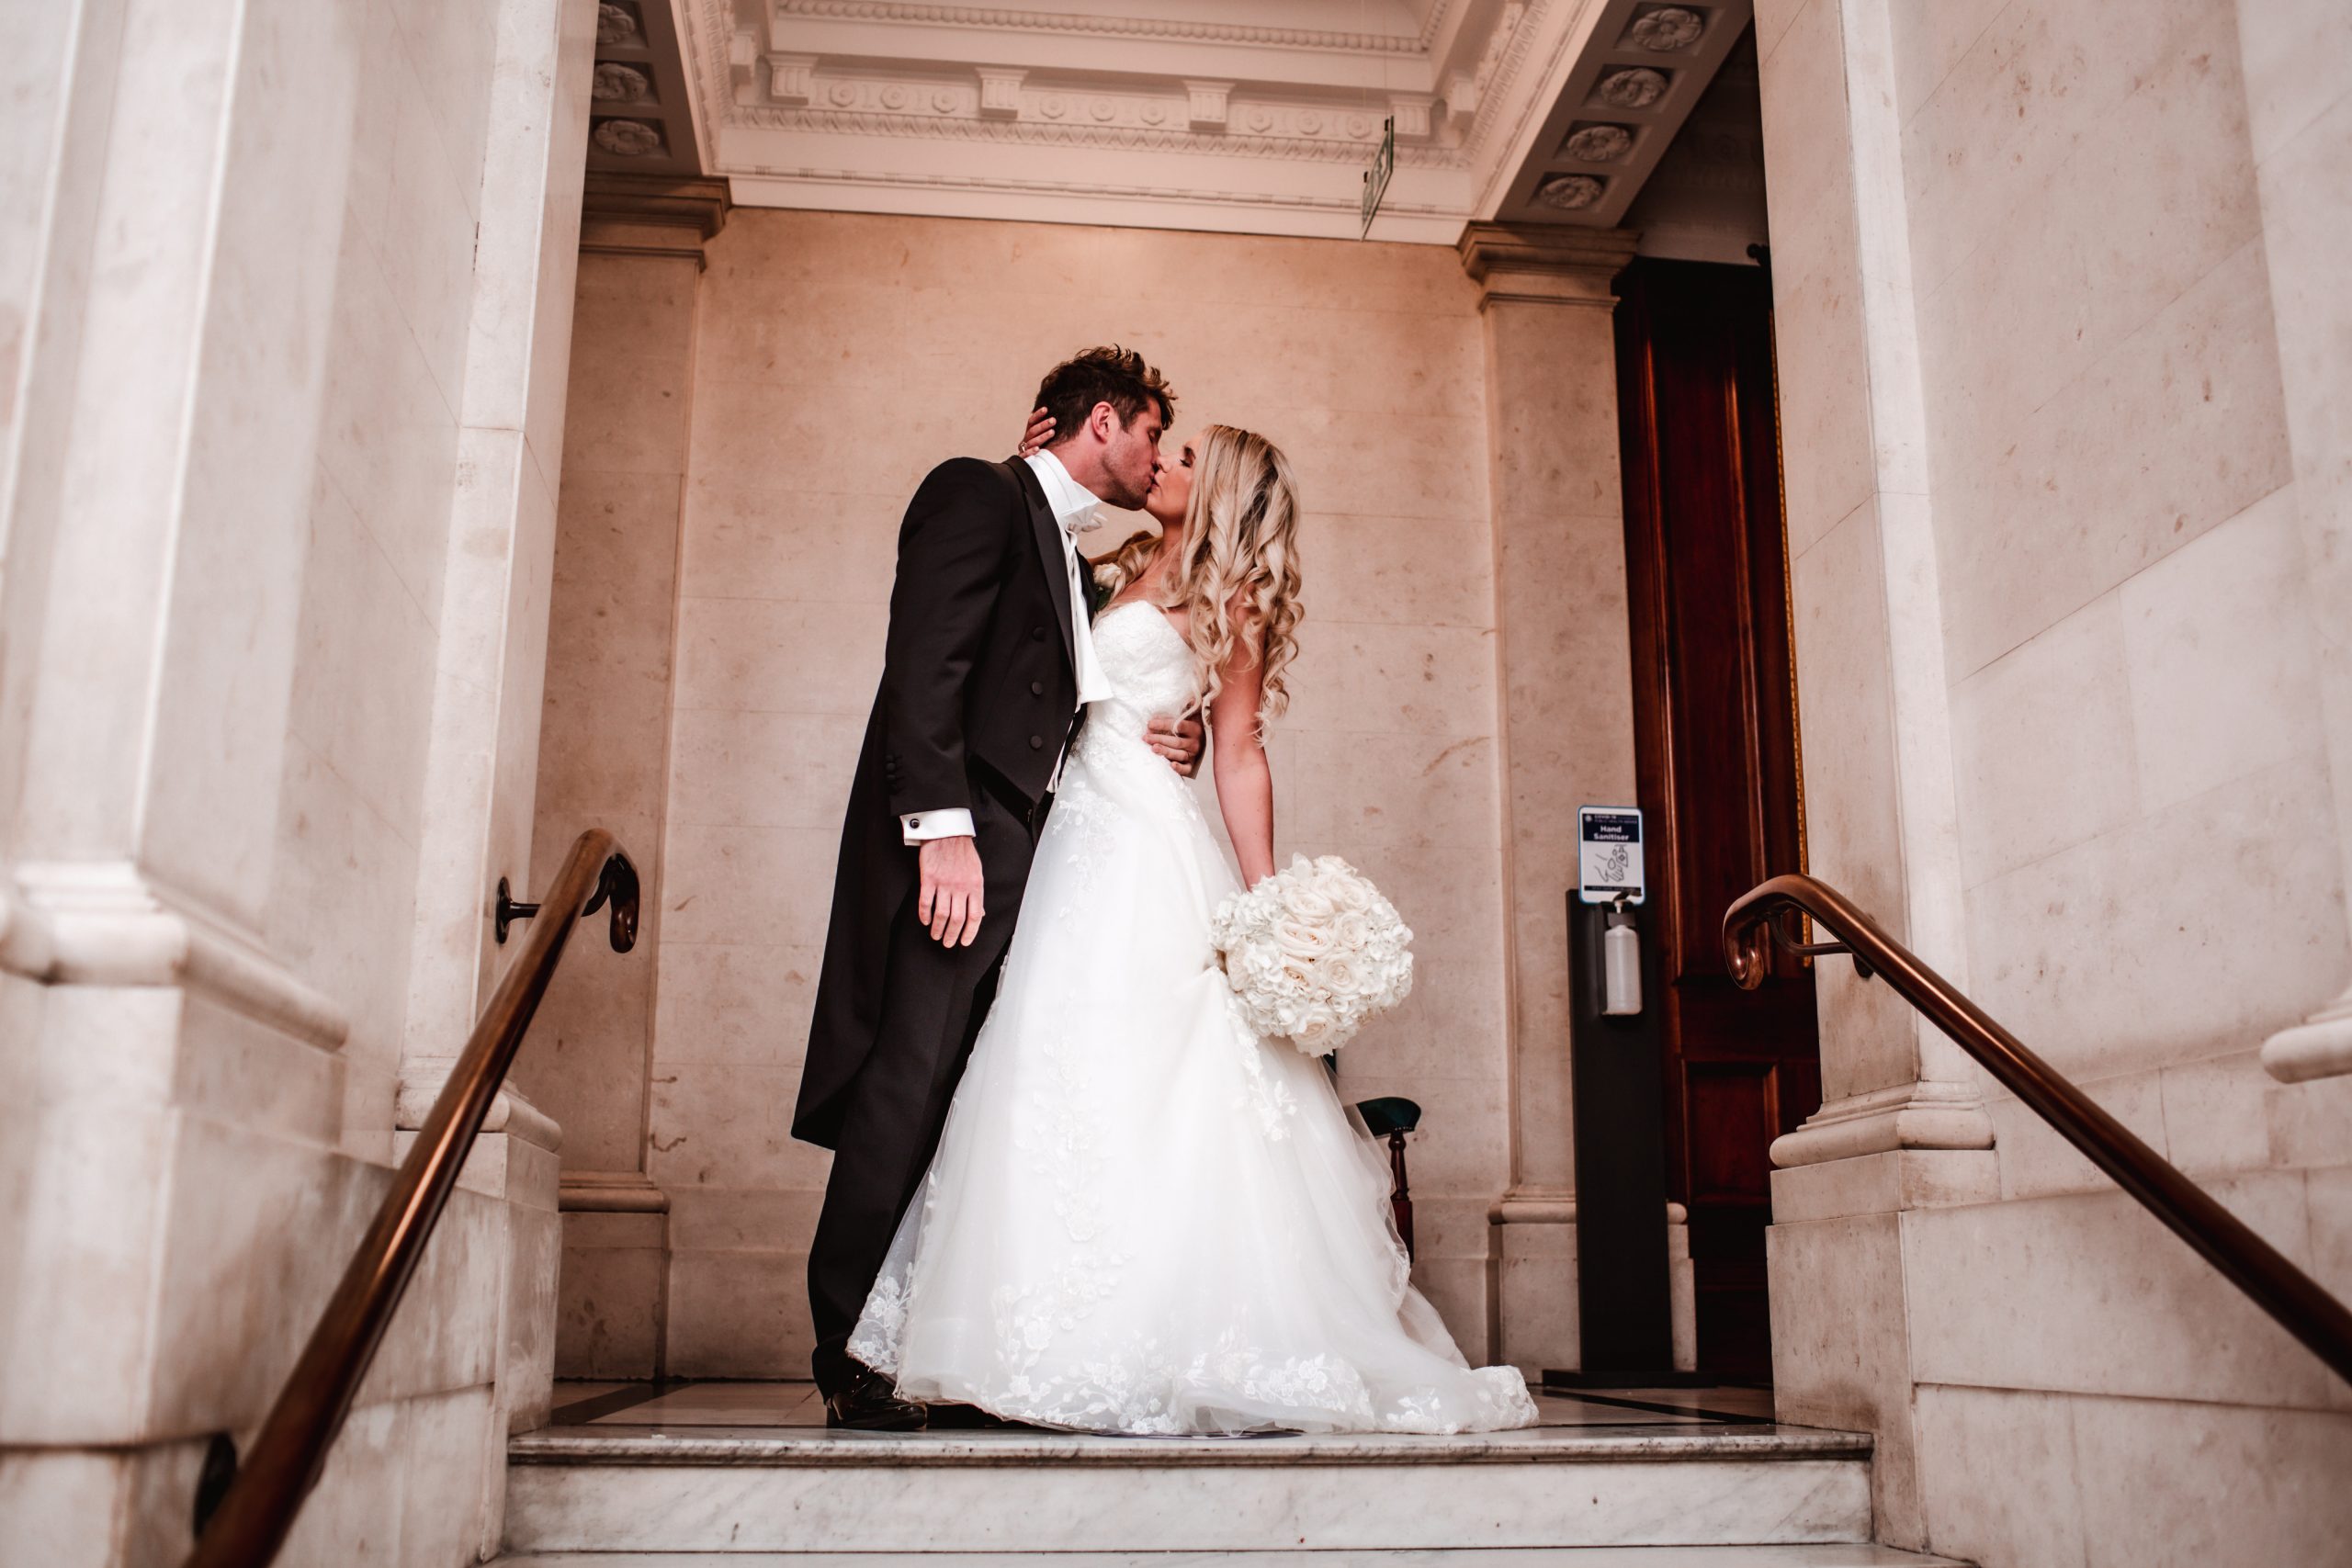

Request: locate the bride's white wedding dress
(846, 602), (1537, 1436)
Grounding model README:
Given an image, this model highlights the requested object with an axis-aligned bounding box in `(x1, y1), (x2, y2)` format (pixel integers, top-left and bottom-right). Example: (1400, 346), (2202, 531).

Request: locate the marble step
(503, 1425), (1878, 1555)
(494, 1552), (1962, 1566)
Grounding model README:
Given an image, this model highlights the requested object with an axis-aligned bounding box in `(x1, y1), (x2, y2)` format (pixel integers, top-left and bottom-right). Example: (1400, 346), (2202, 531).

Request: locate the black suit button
(1029, 735), (1045, 750)
(1030, 681), (1045, 695)
(1033, 626), (1047, 641)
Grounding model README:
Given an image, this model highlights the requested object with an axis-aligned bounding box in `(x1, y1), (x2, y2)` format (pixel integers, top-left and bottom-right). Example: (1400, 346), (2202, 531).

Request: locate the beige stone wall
(1901, 0), (2343, 1181)
(1756, 0), (2352, 1555)
(536, 207), (1541, 1374)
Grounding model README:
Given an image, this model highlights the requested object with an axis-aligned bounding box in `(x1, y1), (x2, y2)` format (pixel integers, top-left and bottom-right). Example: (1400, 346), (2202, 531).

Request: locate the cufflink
(909, 817), (921, 828)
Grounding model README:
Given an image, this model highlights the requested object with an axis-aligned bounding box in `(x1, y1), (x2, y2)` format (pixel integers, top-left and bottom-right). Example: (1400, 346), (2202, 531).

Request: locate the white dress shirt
(901, 449), (1114, 844)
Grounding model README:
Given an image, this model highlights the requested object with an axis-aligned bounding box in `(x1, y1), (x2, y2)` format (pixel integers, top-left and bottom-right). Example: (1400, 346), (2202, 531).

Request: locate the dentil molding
(766, 0), (1453, 55)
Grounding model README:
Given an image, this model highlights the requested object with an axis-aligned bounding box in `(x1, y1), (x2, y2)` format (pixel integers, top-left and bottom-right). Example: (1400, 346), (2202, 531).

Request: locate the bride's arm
(1208, 629), (1277, 888)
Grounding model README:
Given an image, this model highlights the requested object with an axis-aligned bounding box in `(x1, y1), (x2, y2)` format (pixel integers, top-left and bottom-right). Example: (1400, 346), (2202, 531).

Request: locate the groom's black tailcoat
(799, 455), (1080, 1393)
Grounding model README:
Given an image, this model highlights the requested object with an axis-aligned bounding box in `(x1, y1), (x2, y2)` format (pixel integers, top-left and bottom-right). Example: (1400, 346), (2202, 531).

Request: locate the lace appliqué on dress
(1222, 989), (1298, 1141)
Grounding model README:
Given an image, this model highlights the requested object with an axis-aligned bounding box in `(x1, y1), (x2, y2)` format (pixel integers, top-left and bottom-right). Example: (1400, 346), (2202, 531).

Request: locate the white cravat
(1023, 448), (1116, 709)
(901, 450), (1114, 844)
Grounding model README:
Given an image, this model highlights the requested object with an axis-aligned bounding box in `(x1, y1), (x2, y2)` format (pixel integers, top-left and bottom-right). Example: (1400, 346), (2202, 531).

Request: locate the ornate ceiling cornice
(662, 0), (1755, 245)
(731, 102), (1471, 168)
(770, 0), (1442, 56)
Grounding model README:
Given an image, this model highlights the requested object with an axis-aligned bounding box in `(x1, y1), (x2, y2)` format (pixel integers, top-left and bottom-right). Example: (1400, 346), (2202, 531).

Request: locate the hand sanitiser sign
(1577, 806), (1645, 906)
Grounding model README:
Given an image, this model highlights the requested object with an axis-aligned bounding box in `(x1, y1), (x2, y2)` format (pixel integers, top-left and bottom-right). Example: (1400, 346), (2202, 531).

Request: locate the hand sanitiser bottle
(1602, 904), (1642, 1017)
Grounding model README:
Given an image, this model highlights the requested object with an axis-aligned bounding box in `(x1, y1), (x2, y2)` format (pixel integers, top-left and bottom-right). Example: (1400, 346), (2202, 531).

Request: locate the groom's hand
(917, 834), (987, 947)
(1148, 715), (1205, 778)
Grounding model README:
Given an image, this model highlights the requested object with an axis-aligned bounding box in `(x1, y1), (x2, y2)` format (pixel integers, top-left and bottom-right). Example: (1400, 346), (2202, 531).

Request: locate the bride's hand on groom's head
(1014, 407), (1054, 458)
(1147, 715), (1205, 779)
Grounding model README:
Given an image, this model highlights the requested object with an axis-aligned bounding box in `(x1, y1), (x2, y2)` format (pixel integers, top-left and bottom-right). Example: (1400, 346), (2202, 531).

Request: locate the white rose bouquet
(1209, 854), (1414, 1055)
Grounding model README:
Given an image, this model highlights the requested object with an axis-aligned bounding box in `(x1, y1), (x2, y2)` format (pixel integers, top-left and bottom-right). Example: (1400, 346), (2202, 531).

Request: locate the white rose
(1317, 952), (1363, 998)
(1330, 910), (1373, 952)
(1279, 880), (1337, 923)
(1291, 1004), (1340, 1051)
(1272, 919), (1331, 959)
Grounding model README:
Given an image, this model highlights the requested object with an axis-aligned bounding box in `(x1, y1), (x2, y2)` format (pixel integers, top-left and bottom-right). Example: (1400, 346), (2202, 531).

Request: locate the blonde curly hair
(1092, 423), (1303, 731)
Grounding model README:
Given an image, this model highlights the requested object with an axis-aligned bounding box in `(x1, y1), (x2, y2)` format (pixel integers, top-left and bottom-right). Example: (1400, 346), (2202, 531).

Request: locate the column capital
(580, 173), (731, 265)
(1456, 222), (1640, 309)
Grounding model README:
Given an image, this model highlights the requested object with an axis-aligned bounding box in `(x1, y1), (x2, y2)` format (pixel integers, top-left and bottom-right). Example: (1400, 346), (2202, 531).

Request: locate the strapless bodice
(1084, 601), (1196, 738)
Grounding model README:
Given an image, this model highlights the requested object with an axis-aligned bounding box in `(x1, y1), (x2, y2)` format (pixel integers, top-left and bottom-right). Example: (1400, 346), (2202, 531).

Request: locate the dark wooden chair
(1354, 1095), (1421, 1260)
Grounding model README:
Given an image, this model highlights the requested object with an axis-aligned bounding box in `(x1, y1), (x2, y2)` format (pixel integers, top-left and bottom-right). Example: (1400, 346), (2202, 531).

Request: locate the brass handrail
(1724, 873), (2352, 1385)
(185, 829), (639, 1567)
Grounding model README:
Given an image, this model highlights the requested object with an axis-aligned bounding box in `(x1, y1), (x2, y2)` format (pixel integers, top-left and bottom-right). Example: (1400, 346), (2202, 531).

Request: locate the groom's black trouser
(806, 788), (1037, 1396)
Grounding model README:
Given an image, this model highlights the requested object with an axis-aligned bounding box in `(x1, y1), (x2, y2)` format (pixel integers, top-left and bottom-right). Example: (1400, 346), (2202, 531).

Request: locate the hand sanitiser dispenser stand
(1548, 807), (1695, 1389)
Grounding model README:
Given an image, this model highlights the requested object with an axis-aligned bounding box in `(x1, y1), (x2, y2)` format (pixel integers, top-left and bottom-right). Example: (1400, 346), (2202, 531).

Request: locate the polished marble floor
(548, 1379), (1781, 1433)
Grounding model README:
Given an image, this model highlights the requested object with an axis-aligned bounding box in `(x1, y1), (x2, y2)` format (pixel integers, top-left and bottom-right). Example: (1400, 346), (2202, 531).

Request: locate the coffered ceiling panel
(665, 0), (1753, 243)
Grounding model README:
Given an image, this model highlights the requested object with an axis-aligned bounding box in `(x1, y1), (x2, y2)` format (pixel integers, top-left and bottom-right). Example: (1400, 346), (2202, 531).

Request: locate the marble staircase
(491, 1383), (1962, 1563)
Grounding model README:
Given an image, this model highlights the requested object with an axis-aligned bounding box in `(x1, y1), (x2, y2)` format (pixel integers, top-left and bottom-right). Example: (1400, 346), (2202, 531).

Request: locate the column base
(2261, 983), (2352, 1082)
(1770, 1078), (1996, 1168)
(556, 1173), (671, 1380)
(1487, 1190), (1696, 1377)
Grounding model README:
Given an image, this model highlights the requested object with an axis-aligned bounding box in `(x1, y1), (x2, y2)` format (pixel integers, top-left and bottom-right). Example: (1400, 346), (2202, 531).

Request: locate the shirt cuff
(901, 807), (976, 845)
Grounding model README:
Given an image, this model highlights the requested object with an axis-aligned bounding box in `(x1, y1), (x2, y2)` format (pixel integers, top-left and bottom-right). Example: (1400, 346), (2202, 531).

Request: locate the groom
(797, 346), (1202, 1427)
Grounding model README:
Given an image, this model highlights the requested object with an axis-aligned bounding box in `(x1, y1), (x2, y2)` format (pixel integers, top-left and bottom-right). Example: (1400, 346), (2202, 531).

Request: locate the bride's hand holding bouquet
(1210, 854), (1414, 1054)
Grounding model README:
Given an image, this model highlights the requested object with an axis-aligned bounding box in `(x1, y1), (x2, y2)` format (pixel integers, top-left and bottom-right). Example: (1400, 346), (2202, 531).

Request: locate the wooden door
(1613, 257), (1819, 1382)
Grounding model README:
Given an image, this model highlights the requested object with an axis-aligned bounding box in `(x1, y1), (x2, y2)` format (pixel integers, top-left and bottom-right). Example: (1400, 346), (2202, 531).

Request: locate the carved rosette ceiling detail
(594, 62), (656, 101)
(1561, 123), (1634, 161)
(598, 3), (641, 45)
(592, 0), (699, 175)
(1626, 6), (1705, 51)
(594, 118), (666, 156)
(671, 0), (1756, 242)
(1535, 172), (1603, 209)
(1498, 0), (1758, 230)
(1597, 67), (1669, 108)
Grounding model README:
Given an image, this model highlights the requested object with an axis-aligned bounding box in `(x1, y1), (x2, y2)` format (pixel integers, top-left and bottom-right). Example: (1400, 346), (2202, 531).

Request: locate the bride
(846, 420), (1537, 1438)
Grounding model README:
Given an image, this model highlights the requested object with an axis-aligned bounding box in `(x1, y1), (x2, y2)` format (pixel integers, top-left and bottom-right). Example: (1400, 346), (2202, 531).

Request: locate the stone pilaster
(1458, 223), (1643, 1374)
(522, 169), (728, 1380)
(2236, 0), (2352, 1087)
(1748, 0), (1999, 1547)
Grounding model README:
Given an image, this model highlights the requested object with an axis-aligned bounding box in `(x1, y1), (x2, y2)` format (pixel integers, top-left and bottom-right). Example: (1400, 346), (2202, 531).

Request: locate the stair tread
(510, 1420), (1873, 1468)
(490, 1550), (1962, 1565)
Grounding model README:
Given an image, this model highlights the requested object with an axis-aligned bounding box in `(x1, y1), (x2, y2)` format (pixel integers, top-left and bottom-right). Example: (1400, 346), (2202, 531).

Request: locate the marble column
(2238, 0), (2352, 1086)
(0, 0), (598, 1559)
(1455, 224), (1673, 1375)
(398, 0), (599, 1453)
(526, 174), (729, 1379)
(1750, 0), (1996, 1545)
(0, 0), (362, 1472)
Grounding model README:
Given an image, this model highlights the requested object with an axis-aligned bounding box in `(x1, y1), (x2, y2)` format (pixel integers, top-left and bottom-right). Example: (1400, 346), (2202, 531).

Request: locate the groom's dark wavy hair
(1035, 345), (1175, 443)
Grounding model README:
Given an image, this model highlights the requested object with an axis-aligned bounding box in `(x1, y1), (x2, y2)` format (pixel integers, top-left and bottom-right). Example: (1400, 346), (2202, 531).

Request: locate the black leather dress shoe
(823, 1364), (926, 1430)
